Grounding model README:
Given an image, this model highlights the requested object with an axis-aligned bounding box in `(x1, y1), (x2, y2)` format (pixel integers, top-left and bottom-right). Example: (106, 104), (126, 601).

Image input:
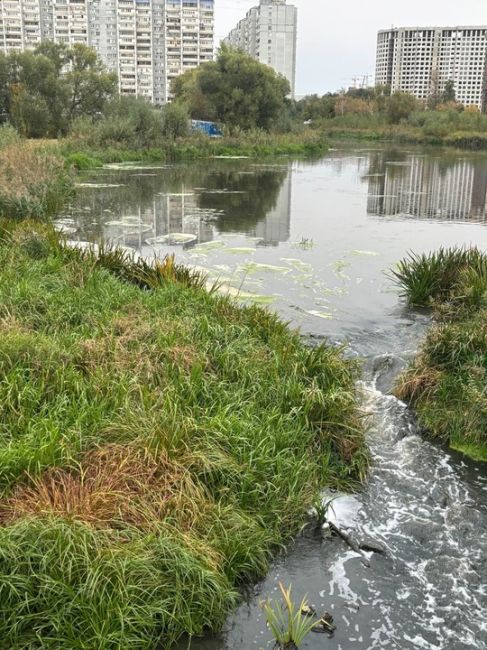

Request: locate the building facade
(376, 26), (487, 111)
(224, 0), (297, 97)
(0, 0), (214, 104)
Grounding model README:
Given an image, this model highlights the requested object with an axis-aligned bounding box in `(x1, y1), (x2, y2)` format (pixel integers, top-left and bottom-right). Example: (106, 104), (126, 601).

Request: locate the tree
(441, 79), (456, 104)
(161, 102), (189, 139)
(386, 91), (418, 124)
(64, 44), (117, 122)
(172, 45), (290, 131)
(0, 43), (117, 137)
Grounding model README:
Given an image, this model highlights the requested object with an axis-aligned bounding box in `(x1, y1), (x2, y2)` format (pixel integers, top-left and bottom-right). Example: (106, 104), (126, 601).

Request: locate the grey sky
(215, 0), (487, 96)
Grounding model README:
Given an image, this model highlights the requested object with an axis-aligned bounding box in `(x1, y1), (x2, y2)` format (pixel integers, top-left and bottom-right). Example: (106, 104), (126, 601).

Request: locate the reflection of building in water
(152, 192), (214, 244)
(367, 157), (487, 221)
(102, 188), (214, 249)
(249, 171), (292, 245)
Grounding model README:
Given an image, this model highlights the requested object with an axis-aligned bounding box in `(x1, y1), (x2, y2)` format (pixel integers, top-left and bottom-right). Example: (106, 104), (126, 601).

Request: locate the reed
(0, 142), (73, 220)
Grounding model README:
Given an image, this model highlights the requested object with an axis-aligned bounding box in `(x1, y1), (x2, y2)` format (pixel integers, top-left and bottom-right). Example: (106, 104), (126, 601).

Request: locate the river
(62, 144), (487, 650)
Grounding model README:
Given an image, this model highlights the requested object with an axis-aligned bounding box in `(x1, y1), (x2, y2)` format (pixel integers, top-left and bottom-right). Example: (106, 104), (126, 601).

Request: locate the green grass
(59, 130), (328, 168)
(393, 247), (487, 461)
(0, 220), (366, 648)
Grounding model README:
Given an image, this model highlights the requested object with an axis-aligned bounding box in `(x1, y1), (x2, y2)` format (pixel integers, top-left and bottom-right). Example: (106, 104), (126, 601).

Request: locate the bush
(0, 124), (20, 149)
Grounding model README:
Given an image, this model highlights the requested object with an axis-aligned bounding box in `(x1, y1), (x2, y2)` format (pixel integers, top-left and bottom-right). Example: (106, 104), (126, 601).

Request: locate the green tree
(387, 91), (418, 124)
(161, 102), (189, 139)
(172, 45), (290, 131)
(64, 44), (117, 122)
(441, 79), (456, 104)
(1, 43), (117, 137)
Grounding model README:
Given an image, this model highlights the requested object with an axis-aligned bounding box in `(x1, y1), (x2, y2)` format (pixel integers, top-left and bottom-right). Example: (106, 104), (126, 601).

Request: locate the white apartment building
(0, 0), (214, 104)
(376, 26), (487, 111)
(224, 0), (297, 97)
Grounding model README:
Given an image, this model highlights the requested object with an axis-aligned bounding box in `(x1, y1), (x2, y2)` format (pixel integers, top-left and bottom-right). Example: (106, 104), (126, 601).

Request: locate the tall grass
(393, 246), (487, 460)
(0, 221), (366, 647)
(0, 142), (73, 219)
(391, 247), (487, 308)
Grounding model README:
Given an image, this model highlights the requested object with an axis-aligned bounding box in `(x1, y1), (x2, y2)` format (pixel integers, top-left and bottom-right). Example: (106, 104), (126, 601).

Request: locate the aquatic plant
(262, 583), (317, 649)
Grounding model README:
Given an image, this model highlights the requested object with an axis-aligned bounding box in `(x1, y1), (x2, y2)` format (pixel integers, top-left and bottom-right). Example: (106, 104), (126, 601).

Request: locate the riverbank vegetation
(298, 87), (487, 150)
(393, 248), (487, 461)
(0, 44), (327, 165)
(0, 220), (367, 647)
(0, 126), (73, 219)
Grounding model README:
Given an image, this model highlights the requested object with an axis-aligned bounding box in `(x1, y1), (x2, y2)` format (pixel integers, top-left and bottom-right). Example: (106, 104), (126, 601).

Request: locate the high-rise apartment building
(0, 0), (214, 104)
(376, 26), (487, 111)
(224, 0), (297, 97)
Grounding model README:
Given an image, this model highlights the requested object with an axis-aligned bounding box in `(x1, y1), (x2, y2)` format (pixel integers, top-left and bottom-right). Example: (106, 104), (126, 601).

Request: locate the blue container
(191, 120), (223, 137)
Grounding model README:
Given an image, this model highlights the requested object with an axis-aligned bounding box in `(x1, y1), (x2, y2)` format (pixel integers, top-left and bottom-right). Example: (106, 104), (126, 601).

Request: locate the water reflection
(70, 162), (292, 249)
(367, 152), (487, 221)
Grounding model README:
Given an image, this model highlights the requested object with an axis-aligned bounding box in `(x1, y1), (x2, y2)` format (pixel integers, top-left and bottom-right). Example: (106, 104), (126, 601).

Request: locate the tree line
(1, 41), (485, 142)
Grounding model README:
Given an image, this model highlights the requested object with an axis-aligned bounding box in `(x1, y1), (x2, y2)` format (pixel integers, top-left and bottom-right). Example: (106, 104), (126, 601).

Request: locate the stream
(63, 144), (487, 650)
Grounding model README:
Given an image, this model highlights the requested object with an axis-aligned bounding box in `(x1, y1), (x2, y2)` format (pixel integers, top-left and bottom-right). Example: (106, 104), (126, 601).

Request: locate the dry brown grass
(0, 444), (210, 532)
(75, 313), (205, 381)
(0, 143), (64, 201)
(395, 362), (444, 402)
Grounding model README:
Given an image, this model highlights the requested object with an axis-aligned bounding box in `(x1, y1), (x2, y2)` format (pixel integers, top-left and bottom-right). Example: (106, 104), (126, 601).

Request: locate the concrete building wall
(224, 0), (297, 97)
(376, 26), (487, 111)
(0, 0), (214, 105)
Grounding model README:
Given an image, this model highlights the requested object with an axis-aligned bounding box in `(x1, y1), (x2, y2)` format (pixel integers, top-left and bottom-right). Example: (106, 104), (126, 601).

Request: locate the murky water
(65, 145), (487, 650)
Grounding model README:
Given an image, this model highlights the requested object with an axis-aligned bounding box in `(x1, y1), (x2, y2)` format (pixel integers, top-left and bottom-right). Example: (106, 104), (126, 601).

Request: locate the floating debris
(349, 250), (379, 257)
(281, 258), (314, 273)
(199, 189), (246, 194)
(75, 183), (126, 188)
(146, 233), (197, 246)
(225, 247), (257, 255)
(306, 309), (334, 320)
(218, 284), (276, 304)
(192, 240), (226, 252)
(242, 262), (290, 274)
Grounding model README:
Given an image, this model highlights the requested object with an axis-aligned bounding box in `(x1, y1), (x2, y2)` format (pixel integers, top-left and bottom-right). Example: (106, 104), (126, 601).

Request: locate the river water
(64, 144), (487, 650)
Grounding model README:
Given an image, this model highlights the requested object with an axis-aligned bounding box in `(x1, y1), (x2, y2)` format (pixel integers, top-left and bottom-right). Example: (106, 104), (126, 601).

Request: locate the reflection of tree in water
(197, 169), (288, 232)
(72, 162), (289, 238)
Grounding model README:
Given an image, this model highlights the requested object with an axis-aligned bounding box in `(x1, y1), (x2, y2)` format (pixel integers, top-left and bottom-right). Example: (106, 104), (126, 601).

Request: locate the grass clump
(0, 221), (366, 648)
(0, 142), (73, 219)
(393, 247), (487, 460)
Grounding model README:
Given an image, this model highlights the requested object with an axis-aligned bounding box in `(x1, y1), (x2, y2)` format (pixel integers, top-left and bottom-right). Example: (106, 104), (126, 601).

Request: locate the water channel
(62, 144), (487, 650)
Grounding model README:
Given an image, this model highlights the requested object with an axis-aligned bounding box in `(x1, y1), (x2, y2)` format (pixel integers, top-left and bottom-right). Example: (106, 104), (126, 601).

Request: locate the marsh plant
(393, 246), (487, 461)
(312, 495), (337, 527)
(262, 583), (317, 649)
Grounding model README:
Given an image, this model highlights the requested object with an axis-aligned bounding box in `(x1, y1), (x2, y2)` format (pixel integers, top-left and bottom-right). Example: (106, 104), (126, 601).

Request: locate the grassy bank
(393, 248), (487, 461)
(62, 129), (328, 168)
(0, 220), (366, 647)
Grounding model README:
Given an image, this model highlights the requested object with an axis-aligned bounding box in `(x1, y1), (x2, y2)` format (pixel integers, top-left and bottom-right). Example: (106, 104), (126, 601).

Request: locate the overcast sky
(215, 0), (487, 96)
